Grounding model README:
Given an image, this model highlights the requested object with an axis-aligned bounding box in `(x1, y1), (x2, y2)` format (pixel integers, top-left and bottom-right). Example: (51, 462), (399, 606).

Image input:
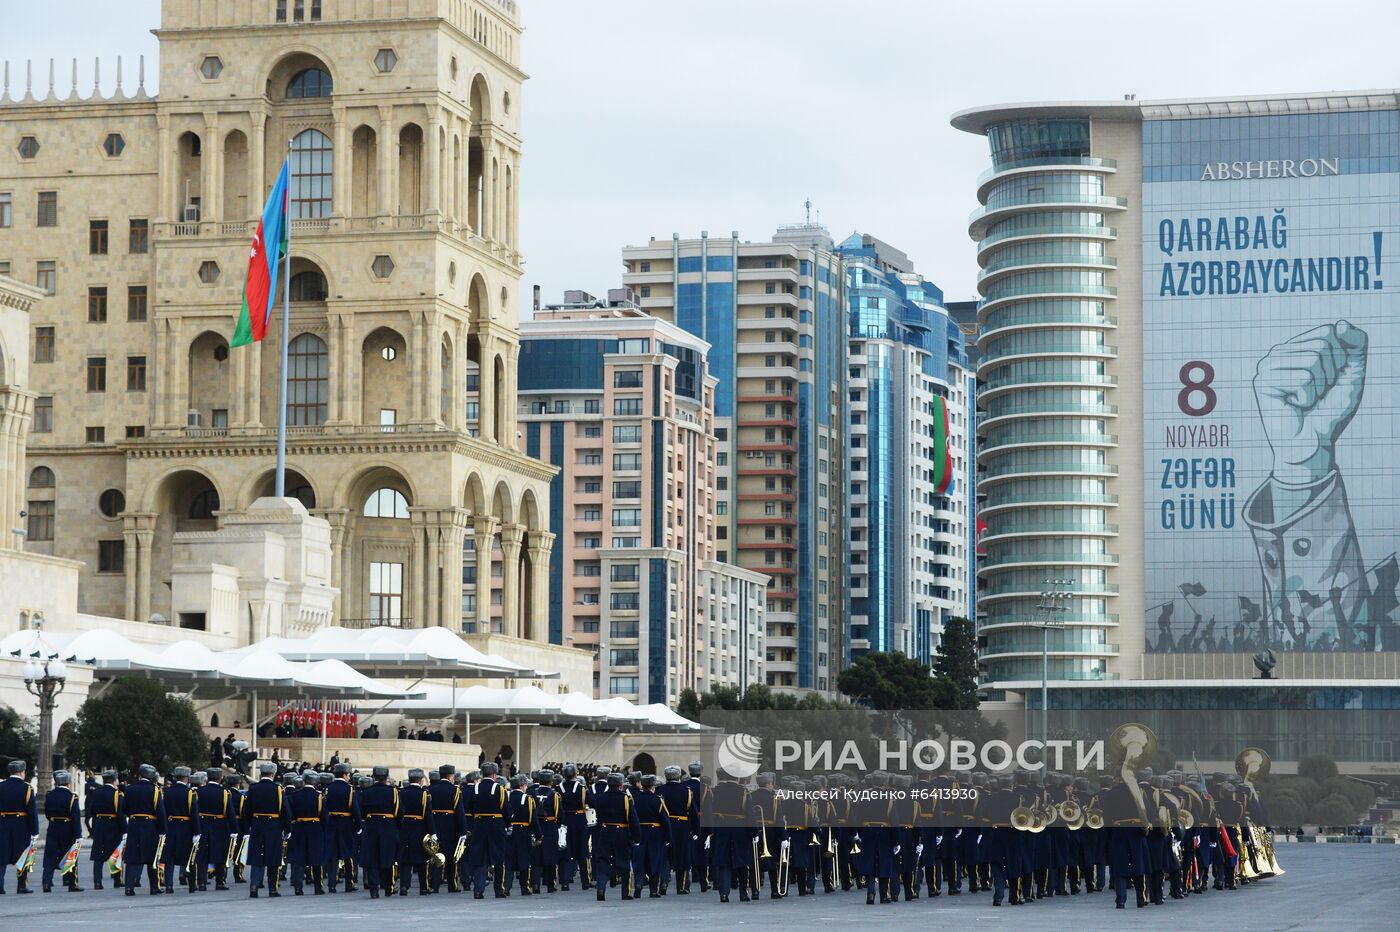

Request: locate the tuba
(1084, 794), (1104, 830)
(1010, 806), (1035, 831)
(422, 834), (447, 870)
(1059, 797), (1084, 830)
(1178, 808), (1195, 831)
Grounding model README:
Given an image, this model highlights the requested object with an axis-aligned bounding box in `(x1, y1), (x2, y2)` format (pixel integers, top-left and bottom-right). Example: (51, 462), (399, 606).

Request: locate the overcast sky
(10, 1), (1400, 310)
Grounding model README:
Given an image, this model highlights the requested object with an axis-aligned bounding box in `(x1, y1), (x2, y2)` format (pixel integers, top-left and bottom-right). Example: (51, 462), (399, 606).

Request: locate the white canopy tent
(227, 626), (556, 680)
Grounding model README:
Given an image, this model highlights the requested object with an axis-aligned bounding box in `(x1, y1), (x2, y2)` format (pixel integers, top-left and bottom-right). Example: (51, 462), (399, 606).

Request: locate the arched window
(288, 484), (316, 509)
(289, 269), (328, 302)
(189, 488), (220, 519)
(28, 466), (55, 488)
(290, 129), (333, 219)
(286, 68), (333, 99)
(288, 333), (329, 426)
(363, 488), (409, 519)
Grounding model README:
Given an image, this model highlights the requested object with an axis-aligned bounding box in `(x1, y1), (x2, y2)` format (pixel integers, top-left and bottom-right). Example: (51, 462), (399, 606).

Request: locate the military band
(0, 755), (1282, 911)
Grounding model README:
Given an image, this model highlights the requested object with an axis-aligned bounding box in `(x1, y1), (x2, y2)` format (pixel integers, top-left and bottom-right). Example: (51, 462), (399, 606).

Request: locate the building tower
(0, 0), (554, 637)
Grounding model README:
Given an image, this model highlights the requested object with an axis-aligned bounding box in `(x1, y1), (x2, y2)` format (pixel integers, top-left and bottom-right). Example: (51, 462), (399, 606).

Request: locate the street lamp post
(1034, 578), (1073, 782)
(23, 649), (67, 796)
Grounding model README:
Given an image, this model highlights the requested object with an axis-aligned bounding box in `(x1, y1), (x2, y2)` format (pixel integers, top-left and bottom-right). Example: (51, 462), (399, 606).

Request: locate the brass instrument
(187, 833), (202, 874)
(422, 834), (447, 870)
(1010, 806), (1035, 831)
(1179, 808), (1195, 831)
(1235, 747), (1282, 879)
(224, 835), (237, 873)
(777, 836), (791, 896)
(1059, 797), (1085, 831)
(154, 834), (167, 889)
(453, 834), (468, 863)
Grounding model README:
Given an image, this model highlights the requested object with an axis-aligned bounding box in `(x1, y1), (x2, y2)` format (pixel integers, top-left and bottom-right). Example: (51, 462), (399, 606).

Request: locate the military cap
(606, 772), (625, 788)
(1135, 767), (1155, 782)
(139, 763), (159, 781)
(664, 765), (683, 781)
(481, 762), (499, 777)
(562, 763), (577, 777)
(318, 773), (334, 787)
(102, 769), (118, 781)
(627, 771), (642, 784)
(333, 762), (351, 776)
(190, 772), (208, 786)
(302, 768), (317, 780)
(550, 773), (563, 786)
(53, 769), (71, 786)
(358, 776), (374, 789)
(757, 771), (775, 787)
(640, 774), (658, 789)
(688, 761), (703, 777)
(1099, 775), (1115, 789)
(466, 770), (482, 782)
(408, 768), (426, 782)
(205, 767), (222, 782)
(539, 768), (554, 779)
(371, 765), (390, 780)
(223, 775), (241, 789)
(595, 767), (611, 778)
(511, 773), (528, 787)
(439, 764), (456, 779)
(7, 760), (24, 775)
(172, 766), (192, 779)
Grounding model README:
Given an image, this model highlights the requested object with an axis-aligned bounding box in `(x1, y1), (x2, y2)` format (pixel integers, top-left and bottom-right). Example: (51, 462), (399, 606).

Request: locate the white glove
(431, 834), (439, 843)
(704, 836), (711, 850)
(892, 845), (901, 856)
(780, 839), (790, 851)
(915, 843), (924, 856)
(853, 833), (861, 843)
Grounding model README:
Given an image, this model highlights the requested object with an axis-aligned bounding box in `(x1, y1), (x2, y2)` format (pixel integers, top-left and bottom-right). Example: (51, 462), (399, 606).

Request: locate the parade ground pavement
(0, 844), (1388, 930)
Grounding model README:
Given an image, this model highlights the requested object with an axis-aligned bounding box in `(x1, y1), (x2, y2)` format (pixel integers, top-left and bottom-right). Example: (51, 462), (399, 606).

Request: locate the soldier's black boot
(866, 882), (876, 905)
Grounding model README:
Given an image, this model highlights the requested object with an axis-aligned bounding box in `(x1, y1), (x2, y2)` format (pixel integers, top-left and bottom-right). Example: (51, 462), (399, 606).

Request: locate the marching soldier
(704, 766), (752, 903)
(533, 770), (564, 892)
(633, 774), (670, 897)
(323, 763), (360, 893)
(162, 766), (200, 893)
(428, 765), (467, 893)
(0, 760), (38, 895)
(656, 765), (698, 893)
(85, 769), (124, 891)
(558, 762), (591, 890)
(466, 761), (509, 898)
(591, 771), (639, 901)
(241, 762), (289, 898)
(359, 766), (399, 899)
(890, 773), (918, 901)
(750, 771), (782, 898)
(225, 775), (249, 885)
(683, 761), (711, 892)
(984, 774), (1013, 906)
(41, 769), (82, 892)
(780, 778), (815, 897)
(505, 773), (540, 895)
(397, 768), (436, 896)
(120, 764), (166, 896)
(1102, 768), (1150, 909)
(287, 771), (325, 895)
(195, 768), (234, 891)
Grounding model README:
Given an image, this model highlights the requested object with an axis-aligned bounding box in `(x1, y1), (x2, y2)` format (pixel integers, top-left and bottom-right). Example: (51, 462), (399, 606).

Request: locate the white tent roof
(229, 626), (554, 679)
(379, 682), (705, 732)
(1, 629), (424, 700)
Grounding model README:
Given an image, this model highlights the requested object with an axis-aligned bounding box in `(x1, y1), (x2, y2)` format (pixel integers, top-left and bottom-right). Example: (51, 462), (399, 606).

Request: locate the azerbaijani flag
(932, 395), (954, 496)
(231, 160), (291, 347)
(59, 840), (81, 875)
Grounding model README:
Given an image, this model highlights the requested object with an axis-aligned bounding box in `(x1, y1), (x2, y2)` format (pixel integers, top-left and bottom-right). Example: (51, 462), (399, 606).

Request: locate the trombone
(154, 834), (167, 890)
(752, 804), (772, 893)
(187, 833), (202, 875)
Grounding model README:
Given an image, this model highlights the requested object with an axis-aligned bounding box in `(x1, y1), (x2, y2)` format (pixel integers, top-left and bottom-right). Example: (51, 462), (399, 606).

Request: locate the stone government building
(0, 0), (558, 636)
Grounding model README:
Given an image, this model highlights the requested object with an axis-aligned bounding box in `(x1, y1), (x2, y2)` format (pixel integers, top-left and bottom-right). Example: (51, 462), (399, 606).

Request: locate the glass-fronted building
(836, 233), (975, 664)
(954, 91), (1400, 707)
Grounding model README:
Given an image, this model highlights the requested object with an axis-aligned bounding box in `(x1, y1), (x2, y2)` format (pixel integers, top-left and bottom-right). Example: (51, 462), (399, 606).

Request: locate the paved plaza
(0, 844), (1388, 930)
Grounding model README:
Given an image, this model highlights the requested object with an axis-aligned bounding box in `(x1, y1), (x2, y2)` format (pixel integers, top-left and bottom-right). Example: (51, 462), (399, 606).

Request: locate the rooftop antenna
(93, 56), (100, 98)
(804, 197), (812, 224)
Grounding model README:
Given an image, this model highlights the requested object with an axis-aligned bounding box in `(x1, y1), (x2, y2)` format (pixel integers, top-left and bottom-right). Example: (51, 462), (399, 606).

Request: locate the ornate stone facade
(0, 0), (555, 635)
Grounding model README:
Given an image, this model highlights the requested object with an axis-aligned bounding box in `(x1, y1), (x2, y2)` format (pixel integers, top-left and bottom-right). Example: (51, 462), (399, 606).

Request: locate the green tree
(1298, 753), (1339, 784)
(0, 705), (39, 767)
(66, 677), (207, 774)
(1309, 793), (1360, 829)
(1265, 793), (1305, 830)
(677, 688), (701, 719)
(837, 652), (951, 710)
(931, 617), (981, 710)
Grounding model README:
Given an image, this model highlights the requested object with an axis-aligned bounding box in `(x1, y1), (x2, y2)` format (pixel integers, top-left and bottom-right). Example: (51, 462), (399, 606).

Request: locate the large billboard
(1143, 109), (1400, 653)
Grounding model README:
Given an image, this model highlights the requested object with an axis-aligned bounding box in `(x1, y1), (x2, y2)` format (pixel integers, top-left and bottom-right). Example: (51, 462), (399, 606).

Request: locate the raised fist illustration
(1253, 320), (1367, 485)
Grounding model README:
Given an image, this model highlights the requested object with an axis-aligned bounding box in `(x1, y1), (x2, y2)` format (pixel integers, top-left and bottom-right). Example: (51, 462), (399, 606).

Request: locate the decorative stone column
(332, 106), (349, 218)
(409, 507), (428, 628)
(525, 529), (555, 642)
(438, 508), (470, 631)
(202, 112), (221, 224)
(499, 523), (524, 639)
(122, 512), (158, 622)
(249, 110), (266, 214)
(472, 515), (499, 631)
(476, 334), (496, 444)
(426, 112), (442, 216)
(377, 107), (395, 218)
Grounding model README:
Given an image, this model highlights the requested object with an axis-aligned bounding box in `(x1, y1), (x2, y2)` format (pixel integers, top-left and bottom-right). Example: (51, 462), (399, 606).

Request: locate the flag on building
(932, 395), (954, 496)
(231, 160), (291, 347)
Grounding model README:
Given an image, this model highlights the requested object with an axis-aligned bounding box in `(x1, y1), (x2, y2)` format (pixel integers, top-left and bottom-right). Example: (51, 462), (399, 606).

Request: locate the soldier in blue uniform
(1103, 769), (1150, 909)
(703, 767), (752, 903)
(41, 769), (82, 892)
(85, 769), (124, 891)
(591, 771), (639, 901)
(396, 769), (435, 895)
(683, 761), (710, 892)
(504, 773), (540, 895)
(558, 762), (590, 890)
(532, 770), (563, 892)
(780, 778), (815, 897)
(120, 764), (166, 896)
(286, 771), (324, 895)
(632, 774), (670, 897)
(241, 761), (289, 898)
(428, 764), (466, 893)
(750, 772), (783, 899)
(657, 765), (698, 894)
(466, 761), (509, 898)
(161, 766), (200, 893)
(359, 765), (399, 899)
(0, 759), (38, 895)
(323, 762), (360, 893)
(195, 768), (233, 890)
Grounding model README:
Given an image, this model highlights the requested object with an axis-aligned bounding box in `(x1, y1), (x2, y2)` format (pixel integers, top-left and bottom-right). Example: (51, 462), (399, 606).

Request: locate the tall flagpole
(275, 146), (292, 498)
